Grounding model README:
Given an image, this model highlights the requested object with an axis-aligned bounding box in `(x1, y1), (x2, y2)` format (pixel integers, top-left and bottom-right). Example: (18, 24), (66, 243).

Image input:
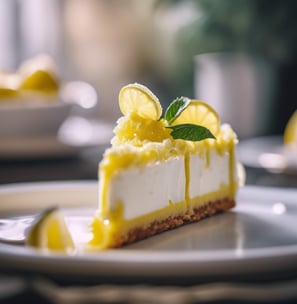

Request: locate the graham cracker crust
(112, 197), (235, 248)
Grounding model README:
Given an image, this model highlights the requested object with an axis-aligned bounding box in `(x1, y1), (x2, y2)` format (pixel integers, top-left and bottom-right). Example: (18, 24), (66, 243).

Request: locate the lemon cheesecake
(90, 83), (240, 249)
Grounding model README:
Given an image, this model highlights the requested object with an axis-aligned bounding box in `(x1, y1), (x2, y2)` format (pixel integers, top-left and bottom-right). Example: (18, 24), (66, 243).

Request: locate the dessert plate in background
(0, 81), (98, 139)
(0, 117), (113, 160)
(237, 135), (297, 175)
(0, 80), (113, 160)
(0, 181), (297, 281)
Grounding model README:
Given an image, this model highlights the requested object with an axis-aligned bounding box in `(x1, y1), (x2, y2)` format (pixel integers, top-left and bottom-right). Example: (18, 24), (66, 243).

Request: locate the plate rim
(238, 135), (297, 174)
(0, 181), (297, 278)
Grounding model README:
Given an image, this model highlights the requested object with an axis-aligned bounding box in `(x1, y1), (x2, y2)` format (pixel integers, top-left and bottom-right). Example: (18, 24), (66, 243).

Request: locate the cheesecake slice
(89, 83), (240, 249)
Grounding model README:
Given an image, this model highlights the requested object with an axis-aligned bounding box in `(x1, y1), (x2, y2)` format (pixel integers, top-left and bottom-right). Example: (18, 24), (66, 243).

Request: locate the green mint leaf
(164, 97), (190, 125)
(166, 124), (216, 142)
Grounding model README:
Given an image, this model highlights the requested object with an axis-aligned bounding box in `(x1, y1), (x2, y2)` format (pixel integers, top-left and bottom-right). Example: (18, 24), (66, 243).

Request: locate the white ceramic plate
(0, 181), (297, 280)
(238, 135), (297, 174)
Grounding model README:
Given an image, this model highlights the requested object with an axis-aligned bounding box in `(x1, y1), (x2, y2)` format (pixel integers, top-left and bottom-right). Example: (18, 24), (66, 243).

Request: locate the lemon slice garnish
(119, 83), (162, 120)
(171, 99), (220, 136)
(26, 207), (75, 254)
(284, 110), (297, 146)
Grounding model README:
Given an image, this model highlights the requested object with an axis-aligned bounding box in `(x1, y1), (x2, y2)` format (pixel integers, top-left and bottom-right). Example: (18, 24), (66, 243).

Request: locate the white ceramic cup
(194, 52), (276, 139)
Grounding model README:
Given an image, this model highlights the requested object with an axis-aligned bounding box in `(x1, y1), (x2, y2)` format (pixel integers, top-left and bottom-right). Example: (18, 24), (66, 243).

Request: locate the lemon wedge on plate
(119, 83), (162, 120)
(284, 110), (297, 146)
(26, 207), (75, 254)
(171, 99), (220, 136)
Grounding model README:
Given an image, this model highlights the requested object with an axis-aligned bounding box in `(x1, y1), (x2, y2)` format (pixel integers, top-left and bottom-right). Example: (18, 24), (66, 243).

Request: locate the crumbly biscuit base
(111, 198), (235, 248)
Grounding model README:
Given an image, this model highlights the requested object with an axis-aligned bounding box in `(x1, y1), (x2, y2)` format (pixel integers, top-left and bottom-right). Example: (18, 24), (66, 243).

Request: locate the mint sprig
(166, 124), (215, 141)
(164, 97), (190, 124)
(164, 98), (216, 142)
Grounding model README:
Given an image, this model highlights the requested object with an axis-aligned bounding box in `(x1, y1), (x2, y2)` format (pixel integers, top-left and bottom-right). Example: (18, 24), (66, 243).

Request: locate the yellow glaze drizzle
(205, 149), (210, 169)
(229, 143), (237, 197)
(184, 153), (190, 206)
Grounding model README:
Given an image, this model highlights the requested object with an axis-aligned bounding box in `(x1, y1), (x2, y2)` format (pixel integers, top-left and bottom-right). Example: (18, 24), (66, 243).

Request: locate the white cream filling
(105, 151), (232, 220)
(108, 157), (185, 219)
(189, 151), (230, 198)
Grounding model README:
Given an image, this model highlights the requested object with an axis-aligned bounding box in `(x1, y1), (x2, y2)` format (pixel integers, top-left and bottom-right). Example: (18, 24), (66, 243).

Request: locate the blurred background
(1, 0), (296, 137)
(1, 1), (297, 299)
(1, 0), (297, 187)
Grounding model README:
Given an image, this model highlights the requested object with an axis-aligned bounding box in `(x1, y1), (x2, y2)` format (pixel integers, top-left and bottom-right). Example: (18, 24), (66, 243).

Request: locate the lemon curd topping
(113, 112), (171, 145)
(89, 83), (240, 249)
(103, 121), (237, 180)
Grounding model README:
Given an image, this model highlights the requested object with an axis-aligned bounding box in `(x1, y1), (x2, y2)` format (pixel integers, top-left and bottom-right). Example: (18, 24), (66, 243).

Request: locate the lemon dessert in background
(0, 54), (59, 103)
(89, 83), (241, 249)
(18, 54), (59, 96)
